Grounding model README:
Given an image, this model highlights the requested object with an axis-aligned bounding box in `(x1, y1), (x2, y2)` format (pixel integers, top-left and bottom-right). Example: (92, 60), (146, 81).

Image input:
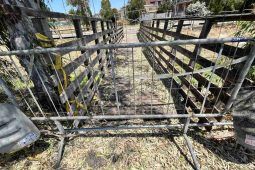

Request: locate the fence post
(156, 20), (160, 37)
(156, 20), (160, 28)
(162, 19), (169, 38)
(191, 19), (213, 91)
(32, 18), (53, 39)
(110, 21), (116, 43)
(174, 20), (184, 40)
(73, 19), (85, 54)
(152, 20), (155, 28)
(100, 21), (107, 74)
(91, 20), (100, 54)
(106, 21), (112, 44)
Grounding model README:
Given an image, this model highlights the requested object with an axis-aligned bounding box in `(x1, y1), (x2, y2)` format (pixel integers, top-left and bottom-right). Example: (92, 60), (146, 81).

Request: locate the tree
(67, 0), (92, 17)
(186, 1), (211, 16)
(127, 0), (145, 23)
(100, 0), (113, 20)
(196, 0), (251, 14)
(1, 0), (59, 108)
(157, 0), (173, 13)
(67, 0), (92, 29)
(112, 8), (119, 20)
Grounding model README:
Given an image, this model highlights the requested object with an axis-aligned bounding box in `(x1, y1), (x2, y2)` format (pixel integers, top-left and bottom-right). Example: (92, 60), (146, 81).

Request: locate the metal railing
(1, 2), (255, 168)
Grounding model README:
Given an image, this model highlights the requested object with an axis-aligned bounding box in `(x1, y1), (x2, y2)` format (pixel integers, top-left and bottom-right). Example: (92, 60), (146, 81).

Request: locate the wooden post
(73, 19), (83, 39)
(106, 21), (111, 67)
(156, 20), (160, 37)
(106, 21), (112, 44)
(91, 20), (100, 54)
(162, 19), (169, 38)
(152, 20), (155, 28)
(100, 21), (106, 74)
(73, 19), (85, 54)
(192, 19), (213, 58)
(190, 19), (213, 91)
(32, 18), (53, 39)
(101, 21), (106, 41)
(156, 20), (160, 28)
(110, 21), (116, 43)
(174, 20), (184, 40)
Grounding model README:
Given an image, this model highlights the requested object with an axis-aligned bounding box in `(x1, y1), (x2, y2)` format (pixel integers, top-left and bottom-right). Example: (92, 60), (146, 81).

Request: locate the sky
(47, 0), (126, 14)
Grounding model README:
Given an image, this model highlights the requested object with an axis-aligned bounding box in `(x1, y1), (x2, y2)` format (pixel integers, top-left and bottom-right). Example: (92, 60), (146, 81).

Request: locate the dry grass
(1, 128), (255, 170)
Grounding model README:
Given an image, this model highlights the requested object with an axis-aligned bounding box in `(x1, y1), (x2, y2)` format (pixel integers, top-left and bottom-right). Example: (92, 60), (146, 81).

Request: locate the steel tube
(63, 122), (233, 133)
(30, 113), (226, 121)
(183, 134), (200, 170)
(0, 37), (252, 56)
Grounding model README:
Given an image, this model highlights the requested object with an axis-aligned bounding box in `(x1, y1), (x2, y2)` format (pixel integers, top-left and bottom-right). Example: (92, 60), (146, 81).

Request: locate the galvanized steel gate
(0, 2), (255, 169)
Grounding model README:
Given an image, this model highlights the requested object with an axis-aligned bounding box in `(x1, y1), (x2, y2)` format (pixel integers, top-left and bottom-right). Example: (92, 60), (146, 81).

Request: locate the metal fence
(1, 2), (255, 169)
(1, 37), (255, 169)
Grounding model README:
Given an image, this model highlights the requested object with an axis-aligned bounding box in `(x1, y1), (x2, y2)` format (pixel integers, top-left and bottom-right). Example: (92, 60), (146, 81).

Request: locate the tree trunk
(3, 0), (60, 109)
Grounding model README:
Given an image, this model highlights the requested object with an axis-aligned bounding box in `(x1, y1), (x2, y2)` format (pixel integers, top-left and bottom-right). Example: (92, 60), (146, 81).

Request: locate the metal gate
(0, 3), (255, 169)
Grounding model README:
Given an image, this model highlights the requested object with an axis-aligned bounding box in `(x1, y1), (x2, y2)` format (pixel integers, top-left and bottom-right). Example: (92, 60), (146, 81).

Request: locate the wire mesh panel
(1, 1), (255, 169)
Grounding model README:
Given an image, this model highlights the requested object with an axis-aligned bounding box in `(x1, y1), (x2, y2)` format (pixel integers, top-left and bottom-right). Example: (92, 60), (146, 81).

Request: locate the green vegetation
(193, 0), (254, 14)
(157, 0), (173, 13)
(208, 0), (243, 14)
(67, 0), (92, 29)
(235, 20), (255, 81)
(112, 8), (119, 20)
(100, 0), (114, 20)
(186, 1), (211, 16)
(127, 0), (145, 23)
(67, 0), (92, 16)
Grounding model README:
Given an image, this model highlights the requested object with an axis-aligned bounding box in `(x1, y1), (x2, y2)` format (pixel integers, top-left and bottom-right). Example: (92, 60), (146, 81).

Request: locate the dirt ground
(1, 24), (255, 170)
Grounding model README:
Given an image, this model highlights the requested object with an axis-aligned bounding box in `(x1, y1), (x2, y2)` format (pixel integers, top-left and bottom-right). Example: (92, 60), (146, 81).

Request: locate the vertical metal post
(131, 48), (136, 114)
(109, 49), (120, 114)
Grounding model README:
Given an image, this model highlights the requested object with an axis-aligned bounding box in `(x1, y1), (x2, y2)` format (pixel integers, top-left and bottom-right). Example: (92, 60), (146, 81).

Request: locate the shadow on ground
(70, 129), (255, 166)
(0, 139), (52, 167)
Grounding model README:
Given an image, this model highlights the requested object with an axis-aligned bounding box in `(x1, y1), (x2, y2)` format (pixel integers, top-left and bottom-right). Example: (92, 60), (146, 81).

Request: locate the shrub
(186, 1), (211, 16)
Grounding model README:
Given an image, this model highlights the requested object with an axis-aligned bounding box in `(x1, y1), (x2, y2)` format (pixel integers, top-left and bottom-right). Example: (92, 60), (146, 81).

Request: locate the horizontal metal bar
(30, 113), (226, 121)
(0, 37), (252, 56)
(135, 55), (248, 80)
(63, 122), (233, 133)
